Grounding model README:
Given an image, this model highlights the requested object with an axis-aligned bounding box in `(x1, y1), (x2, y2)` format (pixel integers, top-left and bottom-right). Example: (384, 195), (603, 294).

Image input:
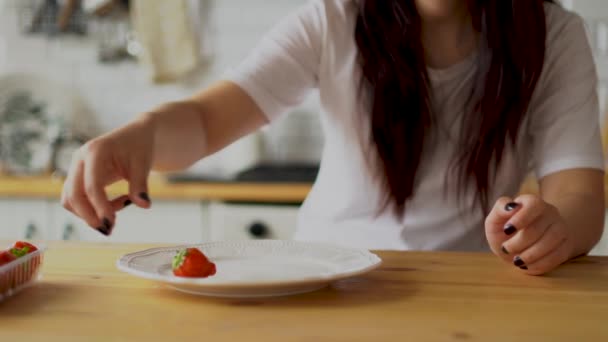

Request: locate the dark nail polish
(513, 256), (526, 267)
(501, 245), (509, 254)
(139, 192), (150, 203)
(503, 224), (517, 236)
(519, 266), (529, 270)
(102, 217), (112, 230)
(124, 199), (132, 207)
(97, 226), (110, 236)
(505, 202), (519, 212)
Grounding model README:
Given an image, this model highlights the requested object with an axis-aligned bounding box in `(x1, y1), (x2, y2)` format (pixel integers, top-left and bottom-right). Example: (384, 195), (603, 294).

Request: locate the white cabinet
(589, 210), (608, 256)
(0, 199), (49, 240)
(49, 201), (207, 244)
(590, 236), (608, 256)
(49, 204), (109, 243)
(208, 202), (299, 241)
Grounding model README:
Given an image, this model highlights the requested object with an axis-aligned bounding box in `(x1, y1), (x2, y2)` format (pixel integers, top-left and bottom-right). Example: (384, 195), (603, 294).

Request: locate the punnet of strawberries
(0, 241), (38, 267)
(0, 241), (42, 299)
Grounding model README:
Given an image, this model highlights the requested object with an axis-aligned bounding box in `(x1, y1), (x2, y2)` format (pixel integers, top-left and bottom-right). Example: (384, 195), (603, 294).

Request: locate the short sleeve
(225, 1), (325, 121)
(529, 12), (605, 179)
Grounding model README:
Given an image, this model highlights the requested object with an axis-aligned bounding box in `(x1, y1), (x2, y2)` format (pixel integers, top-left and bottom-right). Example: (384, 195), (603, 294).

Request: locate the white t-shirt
(227, 0), (605, 251)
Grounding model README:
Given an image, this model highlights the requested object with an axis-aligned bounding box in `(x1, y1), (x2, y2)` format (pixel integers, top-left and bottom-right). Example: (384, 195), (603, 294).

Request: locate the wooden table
(1, 242), (607, 341)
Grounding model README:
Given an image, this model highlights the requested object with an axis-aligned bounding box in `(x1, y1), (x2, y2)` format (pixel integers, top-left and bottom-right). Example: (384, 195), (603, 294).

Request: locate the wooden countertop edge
(0, 176), (312, 203)
(0, 175), (604, 204)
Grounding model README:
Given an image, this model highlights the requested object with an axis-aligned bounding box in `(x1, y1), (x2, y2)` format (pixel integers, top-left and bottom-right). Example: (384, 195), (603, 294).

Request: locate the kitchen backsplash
(0, 0), (322, 176)
(0, 0), (606, 175)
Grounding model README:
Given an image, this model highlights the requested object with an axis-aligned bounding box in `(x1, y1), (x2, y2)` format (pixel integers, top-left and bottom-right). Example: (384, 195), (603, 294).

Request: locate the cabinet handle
(62, 223), (75, 241)
(248, 222), (270, 239)
(24, 223), (37, 239)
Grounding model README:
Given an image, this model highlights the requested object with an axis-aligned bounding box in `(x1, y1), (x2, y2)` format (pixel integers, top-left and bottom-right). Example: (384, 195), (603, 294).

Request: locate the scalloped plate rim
(116, 240), (382, 289)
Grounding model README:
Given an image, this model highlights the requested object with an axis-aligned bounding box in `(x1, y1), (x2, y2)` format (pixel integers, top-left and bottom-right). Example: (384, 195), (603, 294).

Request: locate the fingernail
(501, 245), (509, 254)
(503, 224), (517, 236)
(124, 199), (132, 207)
(97, 217), (113, 236)
(103, 217), (112, 229)
(505, 202), (519, 212)
(139, 192), (151, 203)
(97, 225), (111, 236)
(519, 266), (528, 270)
(513, 256), (526, 267)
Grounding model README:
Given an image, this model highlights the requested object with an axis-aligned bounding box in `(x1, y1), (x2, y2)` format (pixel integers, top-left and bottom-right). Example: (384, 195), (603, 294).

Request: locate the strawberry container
(0, 246), (44, 302)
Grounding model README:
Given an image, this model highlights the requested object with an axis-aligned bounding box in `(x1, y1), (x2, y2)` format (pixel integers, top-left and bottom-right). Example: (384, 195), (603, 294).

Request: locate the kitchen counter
(0, 175), (312, 203)
(0, 174), (604, 205)
(1, 241), (607, 341)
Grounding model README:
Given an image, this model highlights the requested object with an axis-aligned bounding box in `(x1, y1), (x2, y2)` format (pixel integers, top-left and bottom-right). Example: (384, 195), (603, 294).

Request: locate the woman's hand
(60, 82), (268, 237)
(61, 116), (155, 236)
(485, 195), (575, 275)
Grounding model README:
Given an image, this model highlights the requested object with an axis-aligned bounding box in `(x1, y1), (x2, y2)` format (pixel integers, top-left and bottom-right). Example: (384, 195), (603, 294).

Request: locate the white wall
(0, 0), (314, 130)
(0, 0), (322, 174)
(0, 0), (606, 173)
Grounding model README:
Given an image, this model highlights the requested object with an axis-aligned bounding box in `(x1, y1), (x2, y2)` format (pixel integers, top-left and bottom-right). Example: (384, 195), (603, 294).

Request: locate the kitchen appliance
(167, 163), (319, 184)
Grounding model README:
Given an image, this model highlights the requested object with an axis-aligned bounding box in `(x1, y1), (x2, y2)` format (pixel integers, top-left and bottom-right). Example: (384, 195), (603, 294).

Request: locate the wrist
(547, 196), (604, 260)
(564, 222), (601, 259)
(135, 111), (158, 132)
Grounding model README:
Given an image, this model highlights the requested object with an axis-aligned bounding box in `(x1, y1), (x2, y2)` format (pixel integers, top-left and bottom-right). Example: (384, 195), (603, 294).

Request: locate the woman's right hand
(61, 82), (268, 236)
(61, 115), (156, 236)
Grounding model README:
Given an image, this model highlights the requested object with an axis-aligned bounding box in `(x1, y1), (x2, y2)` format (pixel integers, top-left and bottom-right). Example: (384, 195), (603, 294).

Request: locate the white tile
(569, 0), (608, 19)
(0, 0), (320, 156)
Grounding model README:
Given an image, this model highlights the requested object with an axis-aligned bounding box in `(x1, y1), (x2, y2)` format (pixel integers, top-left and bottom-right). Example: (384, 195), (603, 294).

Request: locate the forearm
(139, 100), (208, 171)
(540, 170), (605, 258)
(549, 192), (604, 256)
(138, 81), (268, 172)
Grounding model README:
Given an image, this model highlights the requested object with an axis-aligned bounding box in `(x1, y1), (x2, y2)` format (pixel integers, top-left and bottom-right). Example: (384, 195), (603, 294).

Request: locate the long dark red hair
(355, 0), (552, 215)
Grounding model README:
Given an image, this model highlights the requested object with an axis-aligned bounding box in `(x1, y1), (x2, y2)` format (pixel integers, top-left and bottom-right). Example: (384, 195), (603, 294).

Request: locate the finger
(519, 240), (570, 276)
(485, 196), (521, 229)
(61, 152), (80, 214)
(60, 189), (74, 212)
(503, 194), (545, 236)
(65, 160), (104, 230)
(127, 161), (151, 209)
(515, 224), (567, 268)
(501, 211), (554, 256)
(110, 195), (133, 212)
(83, 154), (115, 230)
(485, 197), (522, 255)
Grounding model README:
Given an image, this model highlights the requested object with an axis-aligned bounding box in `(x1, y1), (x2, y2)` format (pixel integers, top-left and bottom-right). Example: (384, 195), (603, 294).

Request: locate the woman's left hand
(485, 194), (575, 275)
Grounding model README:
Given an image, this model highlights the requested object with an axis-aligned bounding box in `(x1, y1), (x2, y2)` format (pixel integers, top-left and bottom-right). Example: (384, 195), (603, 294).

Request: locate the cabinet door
(0, 199), (49, 241)
(50, 205), (108, 243)
(208, 202), (299, 241)
(50, 200), (206, 244)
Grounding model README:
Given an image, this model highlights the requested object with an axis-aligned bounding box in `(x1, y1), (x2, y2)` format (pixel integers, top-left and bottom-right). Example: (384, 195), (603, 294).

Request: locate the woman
(62, 0), (605, 275)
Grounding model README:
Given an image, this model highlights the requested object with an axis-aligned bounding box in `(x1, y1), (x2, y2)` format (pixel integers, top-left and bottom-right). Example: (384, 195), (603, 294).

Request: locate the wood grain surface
(0, 241), (606, 341)
(0, 175), (311, 203)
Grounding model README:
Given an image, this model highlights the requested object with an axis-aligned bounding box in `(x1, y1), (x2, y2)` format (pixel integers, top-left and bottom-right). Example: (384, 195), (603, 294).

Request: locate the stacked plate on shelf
(0, 72), (98, 176)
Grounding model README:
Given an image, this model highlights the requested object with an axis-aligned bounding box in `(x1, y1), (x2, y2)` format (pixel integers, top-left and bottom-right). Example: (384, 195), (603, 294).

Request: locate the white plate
(117, 240), (382, 298)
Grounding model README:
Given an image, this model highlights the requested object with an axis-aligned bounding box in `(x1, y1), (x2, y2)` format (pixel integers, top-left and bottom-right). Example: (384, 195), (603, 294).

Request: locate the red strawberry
(0, 250), (16, 267)
(172, 248), (216, 278)
(9, 241), (38, 258)
(13, 241), (38, 253)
